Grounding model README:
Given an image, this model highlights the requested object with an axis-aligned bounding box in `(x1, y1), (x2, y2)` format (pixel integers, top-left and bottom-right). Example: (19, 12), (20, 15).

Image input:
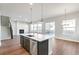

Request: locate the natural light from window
(62, 19), (76, 34)
(45, 22), (55, 34)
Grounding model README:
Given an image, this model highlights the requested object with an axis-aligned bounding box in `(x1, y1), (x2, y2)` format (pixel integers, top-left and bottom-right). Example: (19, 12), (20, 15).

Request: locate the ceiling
(0, 3), (79, 22)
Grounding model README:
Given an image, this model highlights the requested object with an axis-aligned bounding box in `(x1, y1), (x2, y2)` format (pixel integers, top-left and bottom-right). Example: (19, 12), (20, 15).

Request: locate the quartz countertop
(20, 33), (54, 42)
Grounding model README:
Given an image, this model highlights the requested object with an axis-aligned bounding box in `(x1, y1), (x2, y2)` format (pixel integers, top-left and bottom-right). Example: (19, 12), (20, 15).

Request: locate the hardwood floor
(0, 39), (30, 55)
(1, 37), (79, 55)
(53, 39), (79, 55)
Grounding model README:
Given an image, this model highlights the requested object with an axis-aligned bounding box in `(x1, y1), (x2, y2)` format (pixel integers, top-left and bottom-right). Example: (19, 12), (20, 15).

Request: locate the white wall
(44, 11), (79, 37)
(11, 11), (79, 38)
(11, 21), (29, 39)
(11, 21), (17, 35)
(28, 12), (79, 36)
(17, 22), (28, 35)
(11, 21), (29, 35)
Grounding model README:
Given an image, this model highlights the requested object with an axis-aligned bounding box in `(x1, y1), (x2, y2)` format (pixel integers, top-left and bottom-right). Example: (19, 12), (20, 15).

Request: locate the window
(30, 23), (42, 33)
(37, 23), (42, 33)
(45, 22), (55, 33)
(33, 24), (37, 32)
(62, 19), (76, 34)
(46, 23), (50, 31)
(50, 22), (55, 31)
(30, 24), (33, 32)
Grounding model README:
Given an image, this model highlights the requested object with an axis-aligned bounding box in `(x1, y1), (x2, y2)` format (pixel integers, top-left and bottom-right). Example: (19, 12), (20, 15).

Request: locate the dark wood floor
(0, 39), (30, 55)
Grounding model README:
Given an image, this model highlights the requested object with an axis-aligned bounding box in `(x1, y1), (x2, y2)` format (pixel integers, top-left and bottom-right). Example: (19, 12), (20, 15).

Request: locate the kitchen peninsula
(20, 33), (54, 55)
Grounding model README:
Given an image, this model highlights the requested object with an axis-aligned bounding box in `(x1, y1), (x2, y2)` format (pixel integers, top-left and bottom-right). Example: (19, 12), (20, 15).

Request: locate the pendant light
(40, 3), (46, 35)
(40, 3), (43, 22)
(64, 8), (67, 20)
(29, 3), (34, 35)
(37, 4), (44, 37)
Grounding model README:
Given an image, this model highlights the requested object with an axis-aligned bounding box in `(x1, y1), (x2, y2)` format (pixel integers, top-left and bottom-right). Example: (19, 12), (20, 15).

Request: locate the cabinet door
(24, 37), (30, 52)
(37, 40), (48, 55)
(20, 35), (24, 48)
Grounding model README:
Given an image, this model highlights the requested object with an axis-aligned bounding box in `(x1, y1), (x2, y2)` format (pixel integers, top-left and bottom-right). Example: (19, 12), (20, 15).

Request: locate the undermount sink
(27, 35), (34, 37)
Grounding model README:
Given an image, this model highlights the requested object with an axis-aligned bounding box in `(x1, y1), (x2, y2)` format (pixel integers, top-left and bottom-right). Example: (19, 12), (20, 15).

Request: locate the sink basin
(27, 35), (34, 37)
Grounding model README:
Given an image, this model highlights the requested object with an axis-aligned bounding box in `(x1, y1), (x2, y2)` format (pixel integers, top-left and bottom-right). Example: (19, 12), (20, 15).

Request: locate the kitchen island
(20, 33), (54, 55)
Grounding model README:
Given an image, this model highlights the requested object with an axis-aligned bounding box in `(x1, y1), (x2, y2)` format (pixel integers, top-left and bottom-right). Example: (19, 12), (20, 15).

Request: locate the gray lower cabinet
(20, 35), (48, 55)
(24, 37), (30, 52)
(20, 35), (24, 48)
(30, 39), (48, 55)
(37, 40), (48, 55)
(20, 35), (30, 52)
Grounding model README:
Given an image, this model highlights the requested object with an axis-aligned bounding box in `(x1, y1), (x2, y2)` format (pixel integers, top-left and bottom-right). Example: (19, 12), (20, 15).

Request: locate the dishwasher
(30, 39), (37, 55)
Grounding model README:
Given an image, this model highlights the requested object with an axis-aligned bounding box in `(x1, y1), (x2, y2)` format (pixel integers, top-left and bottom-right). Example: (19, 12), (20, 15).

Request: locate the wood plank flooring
(53, 39), (79, 55)
(1, 37), (79, 55)
(0, 39), (30, 55)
